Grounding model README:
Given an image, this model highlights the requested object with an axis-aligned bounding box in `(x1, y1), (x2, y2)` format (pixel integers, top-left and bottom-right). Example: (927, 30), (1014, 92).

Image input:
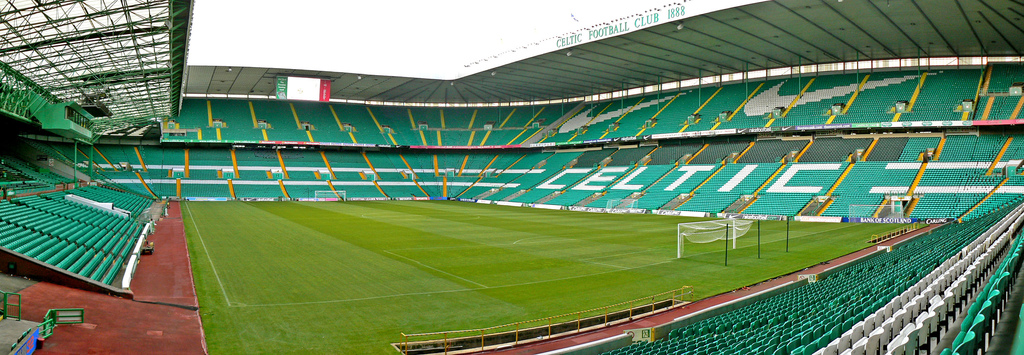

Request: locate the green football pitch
(182, 200), (906, 354)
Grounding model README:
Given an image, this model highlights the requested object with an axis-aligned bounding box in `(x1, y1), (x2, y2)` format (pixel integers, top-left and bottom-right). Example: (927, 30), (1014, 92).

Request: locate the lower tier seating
(0, 187), (150, 286)
(602, 204), (1017, 355)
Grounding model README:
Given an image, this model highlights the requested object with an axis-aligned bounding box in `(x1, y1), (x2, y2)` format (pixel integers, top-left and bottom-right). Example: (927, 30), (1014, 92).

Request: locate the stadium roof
(0, 0), (191, 134)
(2, 0), (1023, 131)
(185, 0), (1024, 104)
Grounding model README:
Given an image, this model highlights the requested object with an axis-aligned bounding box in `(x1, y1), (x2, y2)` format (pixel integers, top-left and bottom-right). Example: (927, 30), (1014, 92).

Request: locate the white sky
(187, 0), (674, 80)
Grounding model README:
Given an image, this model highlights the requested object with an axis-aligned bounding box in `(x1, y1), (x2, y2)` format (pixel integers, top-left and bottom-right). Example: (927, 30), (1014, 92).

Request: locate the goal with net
(313, 190), (347, 201)
(677, 219), (754, 258)
(605, 199), (638, 210)
(849, 202), (904, 218)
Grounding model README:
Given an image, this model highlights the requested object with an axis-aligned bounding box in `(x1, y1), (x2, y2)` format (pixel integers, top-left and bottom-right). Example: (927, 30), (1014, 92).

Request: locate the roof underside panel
(184, 0), (1023, 105)
(0, 0), (192, 134)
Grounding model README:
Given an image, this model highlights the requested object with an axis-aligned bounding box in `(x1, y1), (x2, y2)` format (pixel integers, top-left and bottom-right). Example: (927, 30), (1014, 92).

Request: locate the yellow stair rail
(373, 181), (388, 198)
(986, 137), (1013, 175)
(636, 93), (682, 136)
(906, 162), (929, 196)
(278, 180), (290, 199)
(458, 155), (469, 176)
(690, 164), (726, 193)
(598, 98), (646, 139)
(479, 155), (499, 176)
(733, 142), (755, 163)
(710, 83), (765, 131)
(965, 68), (987, 120)
(1010, 95), (1024, 119)
(685, 144), (709, 164)
(959, 178), (1008, 221)
(827, 75), (870, 124)
(276, 150), (290, 179)
(135, 172), (157, 198)
(320, 151), (337, 179)
(980, 96), (996, 120)
(680, 87), (722, 132)
(816, 163), (857, 216)
(783, 79), (817, 117)
(903, 198), (920, 216)
(861, 139), (879, 160)
(399, 154), (431, 197)
(361, 152), (379, 176)
(751, 163), (788, 196)
(433, 155), (440, 176)
(230, 149), (241, 179)
(933, 137), (947, 161)
(893, 73), (928, 122)
(183, 149), (190, 178)
(825, 163), (855, 197)
(134, 147), (148, 172)
(228, 180), (236, 199)
(793, 140), (814, 162)
(92, 146), (115, 169)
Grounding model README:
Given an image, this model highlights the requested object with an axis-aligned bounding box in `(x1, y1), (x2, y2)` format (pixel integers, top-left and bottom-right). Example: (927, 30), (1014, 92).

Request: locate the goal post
(313, 190), (346, 201)
(677, 219), (754, 258)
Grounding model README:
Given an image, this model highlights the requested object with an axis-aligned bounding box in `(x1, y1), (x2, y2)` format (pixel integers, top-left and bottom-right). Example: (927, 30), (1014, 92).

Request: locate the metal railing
(37, 308), (84, 339)
(396, 286), (693, 355)
(868, 223), (922, 244)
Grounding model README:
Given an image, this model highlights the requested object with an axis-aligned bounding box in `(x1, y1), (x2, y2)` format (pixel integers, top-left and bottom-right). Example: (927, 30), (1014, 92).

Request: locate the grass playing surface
(182, 200), (906, 354)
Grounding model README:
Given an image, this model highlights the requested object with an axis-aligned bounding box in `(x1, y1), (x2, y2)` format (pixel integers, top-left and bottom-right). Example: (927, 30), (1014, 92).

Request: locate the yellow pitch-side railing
(869, 223), (922, 244)
(396, 286), (694, 355)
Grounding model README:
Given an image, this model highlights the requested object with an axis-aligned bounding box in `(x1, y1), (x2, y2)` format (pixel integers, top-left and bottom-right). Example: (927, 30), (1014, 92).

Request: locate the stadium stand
(55, 121), (1024, 220)
(736, 139), (808, 163)
(0, 186), (152, 286)
(898, 69), (983, 122)
(987, 63), (1024, 94)
(898, 137), (941, 162)
(797, 137), (873, 163)
(687, 140), (753, 164)
(159, 69), (1006, 148)
(647, 144), (703, 165)
(864, 137), (907, 161)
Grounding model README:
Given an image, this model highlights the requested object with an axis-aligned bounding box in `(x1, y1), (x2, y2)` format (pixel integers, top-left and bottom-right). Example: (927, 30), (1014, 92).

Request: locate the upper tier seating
(987, 63), (1024, 94)
(172, 99), (575, 146)
(165, 69), (989, 146)
(899, 69), (982, 122)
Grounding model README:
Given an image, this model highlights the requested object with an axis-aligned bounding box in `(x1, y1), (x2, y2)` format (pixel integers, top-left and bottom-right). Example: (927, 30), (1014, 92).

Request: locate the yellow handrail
(398, 286), (694, 354)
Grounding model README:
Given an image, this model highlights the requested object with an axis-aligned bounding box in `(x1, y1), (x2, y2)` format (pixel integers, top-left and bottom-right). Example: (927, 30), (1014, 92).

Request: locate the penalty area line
(183, 201), (233, 306)
(382, 250), (489, 288)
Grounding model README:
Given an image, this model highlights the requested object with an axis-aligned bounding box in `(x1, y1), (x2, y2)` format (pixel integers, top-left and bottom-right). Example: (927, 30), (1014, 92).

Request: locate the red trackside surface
(25, 201), (206, 355)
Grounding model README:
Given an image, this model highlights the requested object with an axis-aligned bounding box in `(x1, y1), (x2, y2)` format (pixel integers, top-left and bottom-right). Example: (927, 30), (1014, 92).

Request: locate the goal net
(605, 199), (638, 210)
(313, 190), (346, 201)
(677, 219), (754, 258)
(849, 202), (904, 218)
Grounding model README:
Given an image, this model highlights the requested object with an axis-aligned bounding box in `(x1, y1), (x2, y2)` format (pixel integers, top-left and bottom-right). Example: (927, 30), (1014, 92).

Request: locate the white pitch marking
(183, 201), (232, 306)
(382, 250), (488, 288)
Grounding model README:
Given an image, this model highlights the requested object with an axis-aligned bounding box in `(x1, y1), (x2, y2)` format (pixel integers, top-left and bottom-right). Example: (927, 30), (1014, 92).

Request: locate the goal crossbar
(677, 219), (753, 258)
(313, 190), (347, 201)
